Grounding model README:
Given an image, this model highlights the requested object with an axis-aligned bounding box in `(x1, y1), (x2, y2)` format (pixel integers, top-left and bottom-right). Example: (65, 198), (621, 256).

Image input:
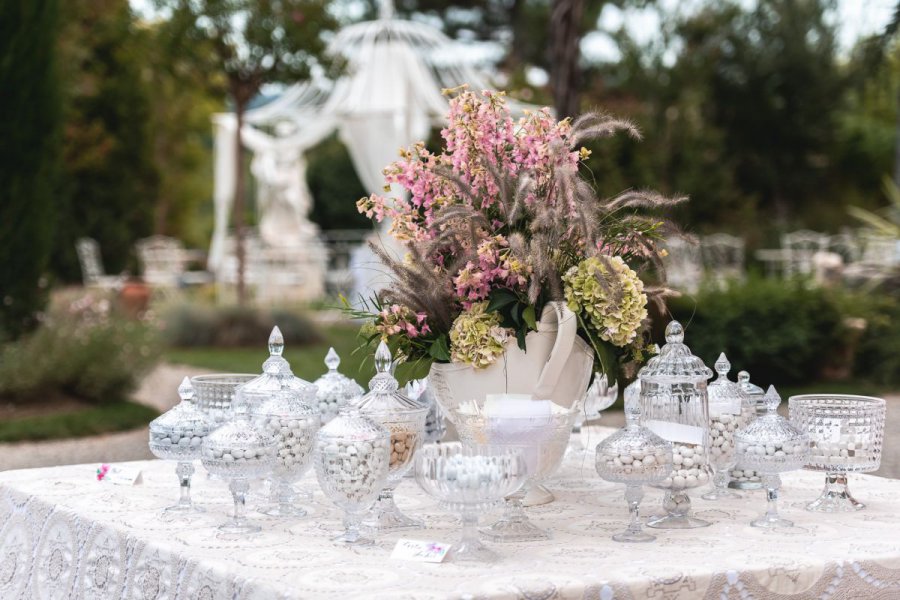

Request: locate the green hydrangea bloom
(563, 256), (648, 347)
(449, 302), (510, 368)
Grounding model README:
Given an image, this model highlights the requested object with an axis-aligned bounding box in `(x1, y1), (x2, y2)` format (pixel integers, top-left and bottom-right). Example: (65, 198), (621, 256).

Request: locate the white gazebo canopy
(208, 0), (505, 277)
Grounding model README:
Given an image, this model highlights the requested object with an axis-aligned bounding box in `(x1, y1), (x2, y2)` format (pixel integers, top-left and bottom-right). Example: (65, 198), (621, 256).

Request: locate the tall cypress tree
(0, 0), (61, 340)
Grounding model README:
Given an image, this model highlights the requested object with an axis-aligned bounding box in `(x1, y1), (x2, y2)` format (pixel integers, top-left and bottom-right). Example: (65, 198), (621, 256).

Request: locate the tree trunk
(894, 82), (900, 186)
(550, 0), (584, 118)
(234, 102), (247, 306)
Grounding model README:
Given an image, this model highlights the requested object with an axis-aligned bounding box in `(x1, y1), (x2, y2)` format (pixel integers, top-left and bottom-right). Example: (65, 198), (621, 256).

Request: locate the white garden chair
(781, 230), (827, 278)
(76, 238), (126, 291)
(701, 233), (745, 285)
(663, 237), (702, 294)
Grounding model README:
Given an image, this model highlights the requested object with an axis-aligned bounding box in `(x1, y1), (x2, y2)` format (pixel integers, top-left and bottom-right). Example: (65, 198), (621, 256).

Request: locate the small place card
(104, 465), (143, 486)
(390, 539), (451, 563)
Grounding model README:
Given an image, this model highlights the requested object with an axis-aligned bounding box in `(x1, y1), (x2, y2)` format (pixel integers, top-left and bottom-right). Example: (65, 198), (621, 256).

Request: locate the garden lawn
(0, 401), (159, 443)
(163, 324), (373, 383)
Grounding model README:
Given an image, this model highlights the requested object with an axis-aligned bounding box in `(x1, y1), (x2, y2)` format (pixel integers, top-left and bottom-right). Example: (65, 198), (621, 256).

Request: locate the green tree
(53, 0), (158, 281)
(141, 17), (225, 249)
(0, 0), (61, 340)
(159, 0), (339, 304)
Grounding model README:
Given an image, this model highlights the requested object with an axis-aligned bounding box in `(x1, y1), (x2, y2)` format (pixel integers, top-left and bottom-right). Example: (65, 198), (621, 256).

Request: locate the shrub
(162, 304), (322, 348)
(664, 277), (846, 386)
(853, 296), (900, 386)
(0, 290), (161, 405)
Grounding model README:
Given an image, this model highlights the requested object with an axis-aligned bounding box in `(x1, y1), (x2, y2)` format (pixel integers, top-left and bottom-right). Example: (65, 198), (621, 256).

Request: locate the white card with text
(390, 539), (451, 563)
(105, 465), (143, 486)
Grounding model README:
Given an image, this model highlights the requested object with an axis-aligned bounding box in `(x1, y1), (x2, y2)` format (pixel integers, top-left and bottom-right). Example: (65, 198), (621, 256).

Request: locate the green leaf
(510, 302), (522, 326)
(522, 304), (537, 330)
(515, 327), (527, 351)
(486, 289), (518, 313)
(595, 341), (618, 387)
(428, 335), (451, 362)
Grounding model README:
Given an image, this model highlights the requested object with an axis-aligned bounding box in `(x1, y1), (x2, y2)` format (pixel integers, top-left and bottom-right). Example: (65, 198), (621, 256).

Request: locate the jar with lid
(353, 341), (428, 531)
(729, 370), (766, 490)
(702, 353), (747, 500)
(149, 377), (215, 514)
(735, 387), (809, 529)
(200, 389), (276, 536)
(250, 383), (320, 517)
(639, 321), (713, 529)
(595, 397), (673, 543)
(313, 406), (391, 545)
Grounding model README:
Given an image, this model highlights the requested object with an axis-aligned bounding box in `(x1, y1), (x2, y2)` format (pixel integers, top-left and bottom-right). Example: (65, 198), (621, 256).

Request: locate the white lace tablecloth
(2, 426), (900, 600)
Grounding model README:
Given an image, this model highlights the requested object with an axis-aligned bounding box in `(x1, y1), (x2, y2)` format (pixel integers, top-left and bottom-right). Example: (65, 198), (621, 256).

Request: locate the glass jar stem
(343, 510), (364, 543)
(623, 484), (644, 537)
(229, 478), (250, 527)
(459, 509), (479, 548)
(176, 461), (194, 508)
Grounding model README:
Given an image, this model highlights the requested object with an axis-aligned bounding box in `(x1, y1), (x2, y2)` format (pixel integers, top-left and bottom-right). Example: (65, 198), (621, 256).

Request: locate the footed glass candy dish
(703, 353), (748, 501)
(415, 443), (527, 562)
(251, 384), (320, 517)
(735, 387), (808, 529)
(453, 397), (577, 542)
(729, 370), (766, 490)
(789, 394), (885, 512)
(354, 342), (428, 532)
(190, 373), (256, 424)
(595, 399), (673, 543)
(640, 321), (713, 529)
(148, 377), (215, 515)
(313, 406), (391, 546)
(201, 390), (276, 536)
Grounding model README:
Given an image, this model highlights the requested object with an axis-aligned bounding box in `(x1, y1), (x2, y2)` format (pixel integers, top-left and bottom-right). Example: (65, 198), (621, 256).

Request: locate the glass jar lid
(735, 386), (807, 448)
(252, 383), (319, 421)
(639, 321), (712, 383)
(239, 326), (317, 402)
(318, 405), (390, 443)
(313, 348), (364, 406)
(707, 353), (742, 416)
(203, 388), (276, 452)
(150, 377), (215, 437)
(597, 397), (672, 470)
(353, 342), (427, 415)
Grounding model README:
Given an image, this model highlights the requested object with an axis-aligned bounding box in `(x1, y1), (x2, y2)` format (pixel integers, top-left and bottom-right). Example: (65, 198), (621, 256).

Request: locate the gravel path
(0, 363), (212, 471)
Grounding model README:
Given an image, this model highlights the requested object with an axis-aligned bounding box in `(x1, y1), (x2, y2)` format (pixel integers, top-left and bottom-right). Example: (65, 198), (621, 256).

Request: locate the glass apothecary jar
(200, 390), (276, 536)
(639, 321), (713, 529)
(313, 406), (391, 545)
(735, 387), (808, 529)
(313, 347), (364, 425)
(596, 399), (673, 543)
(149, 377), (215, 514)
(250, 384), (320, 517)
(353, 341), (428, 531)
(703, 353), (747, 500)
(789, 394), (885, 512)
(729, 370), (766, 490)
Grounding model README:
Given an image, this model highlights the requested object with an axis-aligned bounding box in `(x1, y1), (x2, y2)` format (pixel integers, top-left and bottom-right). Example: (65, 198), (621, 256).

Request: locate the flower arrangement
(351, 88), (684, 383)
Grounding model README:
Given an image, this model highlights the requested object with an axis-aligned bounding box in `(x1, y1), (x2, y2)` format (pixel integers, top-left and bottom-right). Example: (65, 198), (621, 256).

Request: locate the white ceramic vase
(427, 301), (594, 422)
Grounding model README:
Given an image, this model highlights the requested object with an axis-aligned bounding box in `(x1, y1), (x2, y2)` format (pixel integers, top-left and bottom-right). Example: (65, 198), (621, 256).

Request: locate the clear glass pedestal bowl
(736, 387), (809, 529)
(354, 342), (428, 533)
(415, 443), (527, 562)
(595, 400), (673, 543)
(251, 386), (320, 517)
(313, 407), (392, 546)
(200, 395), (276, 537)
(148, 377), (215, 515)
(789, 394), (886, 512)
(191, 374), (256, 424)
(453, 400), (577, 542)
